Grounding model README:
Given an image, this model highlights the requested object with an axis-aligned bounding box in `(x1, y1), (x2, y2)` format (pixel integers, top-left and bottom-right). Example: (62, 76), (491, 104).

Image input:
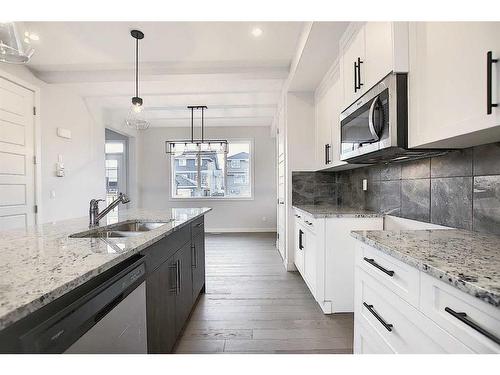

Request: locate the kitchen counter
(0, 207), (211, 331)
(351, 229), (500, 308)
(293, 204), (383, 218)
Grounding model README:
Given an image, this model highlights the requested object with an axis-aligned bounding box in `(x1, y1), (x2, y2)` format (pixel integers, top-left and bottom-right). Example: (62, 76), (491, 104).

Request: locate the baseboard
(205, 227), (277, 233)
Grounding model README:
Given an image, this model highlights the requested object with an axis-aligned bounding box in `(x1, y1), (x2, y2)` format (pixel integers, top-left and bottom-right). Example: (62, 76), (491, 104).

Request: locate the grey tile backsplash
(292, 142), (500, 235)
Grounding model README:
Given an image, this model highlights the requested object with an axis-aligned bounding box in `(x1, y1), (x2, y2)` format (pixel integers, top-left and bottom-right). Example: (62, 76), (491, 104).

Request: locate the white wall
(0, 65), (106, 223)
(138, 126), (277, 232)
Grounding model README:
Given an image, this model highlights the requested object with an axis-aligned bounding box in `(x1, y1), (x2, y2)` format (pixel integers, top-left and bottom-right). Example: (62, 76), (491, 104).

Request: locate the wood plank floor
(174, 232), (353, 354)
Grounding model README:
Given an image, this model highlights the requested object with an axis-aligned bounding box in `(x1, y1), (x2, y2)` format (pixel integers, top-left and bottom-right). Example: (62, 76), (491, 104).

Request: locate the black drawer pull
(363, 257), (394, 277)
(363, 302), (393, 332)
(445, 307), (500, 345)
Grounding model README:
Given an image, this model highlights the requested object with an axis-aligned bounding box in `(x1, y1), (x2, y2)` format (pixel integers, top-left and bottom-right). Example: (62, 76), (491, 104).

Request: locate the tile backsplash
(292, 142), (500, 235)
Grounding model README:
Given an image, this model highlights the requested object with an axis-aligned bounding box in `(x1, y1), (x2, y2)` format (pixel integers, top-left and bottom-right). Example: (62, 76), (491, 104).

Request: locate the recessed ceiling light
(251, 27), (263, 38)
(29, 33), (39, 41)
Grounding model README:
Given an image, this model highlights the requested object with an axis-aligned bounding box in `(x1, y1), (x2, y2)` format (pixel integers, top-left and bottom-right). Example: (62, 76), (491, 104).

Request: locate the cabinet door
(294, 220), (305, 274)
(364, 22), (394, 90)
(304, 229), (317, 294)
(330, 78), (345, 167)
(342, 27), (365, 108)
(192, 232), (206, 300)
(315, 87), (333, 169)
(409, 22), (500, 148)
(146, 258), (177, 353)
(174, 242), (194, 335)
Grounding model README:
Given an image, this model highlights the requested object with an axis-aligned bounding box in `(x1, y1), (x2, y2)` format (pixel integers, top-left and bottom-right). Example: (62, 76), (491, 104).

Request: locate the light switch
(362, 179), (368, 191)
(57, 128), (72, 139)
(50, 190), (56, 199)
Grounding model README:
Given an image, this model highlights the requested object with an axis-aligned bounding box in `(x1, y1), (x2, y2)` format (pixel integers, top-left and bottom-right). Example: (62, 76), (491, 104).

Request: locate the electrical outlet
(362, 179), (368, 191)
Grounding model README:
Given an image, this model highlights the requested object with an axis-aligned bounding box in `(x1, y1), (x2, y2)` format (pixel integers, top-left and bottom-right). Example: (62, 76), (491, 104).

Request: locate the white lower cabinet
(293, 208), (383, 313)
(353, 242), (500, 353)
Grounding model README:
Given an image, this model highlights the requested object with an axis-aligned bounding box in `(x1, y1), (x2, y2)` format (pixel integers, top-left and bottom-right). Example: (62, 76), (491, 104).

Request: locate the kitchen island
(0, 207), (211, 353)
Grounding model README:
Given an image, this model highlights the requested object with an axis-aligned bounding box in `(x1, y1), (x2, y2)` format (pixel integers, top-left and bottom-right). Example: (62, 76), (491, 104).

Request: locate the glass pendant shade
(125, 104), (150, 130)
(0, 22), (34, 64)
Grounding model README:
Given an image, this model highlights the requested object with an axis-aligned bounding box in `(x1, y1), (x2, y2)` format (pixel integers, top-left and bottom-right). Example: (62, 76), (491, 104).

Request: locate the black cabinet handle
(169, 261), (178, 294)
(487, 51), (498, 115)
(353, 61), (358, 93)
(363, 302), (393, 332)
(176, 259), (181, 295)
(356, 57), (364, 91)
(363, 257), (395, 277)
(325, 144), (331, 164)
(445, 307), (500, 345)
(299, 229), (304, 250)
(191, 244), (197, 268)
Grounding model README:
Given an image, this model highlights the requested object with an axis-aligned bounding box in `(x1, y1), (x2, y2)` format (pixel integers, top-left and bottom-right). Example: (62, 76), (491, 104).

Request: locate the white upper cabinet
(408, 22), (500, 148)
(341, 22), (409, 109)
(341, 25), (366, 108)
(315, 63), (346, 170)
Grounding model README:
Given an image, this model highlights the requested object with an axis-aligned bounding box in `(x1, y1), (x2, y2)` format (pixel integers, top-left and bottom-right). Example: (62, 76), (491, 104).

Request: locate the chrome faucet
(89, 193), (130, 228)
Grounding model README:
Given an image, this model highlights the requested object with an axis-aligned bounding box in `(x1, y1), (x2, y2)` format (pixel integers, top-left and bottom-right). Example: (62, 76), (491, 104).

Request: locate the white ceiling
(22, 22), (344, 129)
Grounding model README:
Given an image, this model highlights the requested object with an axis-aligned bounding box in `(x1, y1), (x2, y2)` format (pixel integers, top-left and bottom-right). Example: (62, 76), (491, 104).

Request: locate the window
(171, 140), (252, 199)
(105, 142), (124, 154)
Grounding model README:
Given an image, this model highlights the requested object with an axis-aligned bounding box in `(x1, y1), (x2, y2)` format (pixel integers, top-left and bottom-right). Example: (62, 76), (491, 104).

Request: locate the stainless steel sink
(70, 220), (172, 238)
(106, 221), (167, 232)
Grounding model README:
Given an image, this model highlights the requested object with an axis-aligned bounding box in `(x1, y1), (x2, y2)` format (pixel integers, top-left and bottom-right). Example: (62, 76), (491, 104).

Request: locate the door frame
(0, 68), (42, 225)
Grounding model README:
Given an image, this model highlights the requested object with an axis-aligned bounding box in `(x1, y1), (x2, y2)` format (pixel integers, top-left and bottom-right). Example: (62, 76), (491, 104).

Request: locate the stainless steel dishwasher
(21, 257), (148, 354)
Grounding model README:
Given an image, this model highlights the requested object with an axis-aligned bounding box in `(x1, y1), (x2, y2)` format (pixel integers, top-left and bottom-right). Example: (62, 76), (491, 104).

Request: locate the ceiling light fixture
(125, 29), (150, 131)
(251, 27), (263, 38)
(165, 106), (228, 155)
(0, 22), (35, 64)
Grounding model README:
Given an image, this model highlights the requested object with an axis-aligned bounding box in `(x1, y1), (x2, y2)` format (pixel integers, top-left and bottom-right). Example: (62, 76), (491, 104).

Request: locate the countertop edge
(350, 231), (500, 309)
(0, 209), (212, 331)
(292, 205), (383, 218)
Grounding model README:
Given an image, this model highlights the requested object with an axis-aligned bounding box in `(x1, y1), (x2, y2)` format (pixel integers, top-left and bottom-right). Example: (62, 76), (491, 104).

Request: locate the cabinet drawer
(420, 273), (500, 353)
(294, 210), (317, 233)
(355, 267), (472, 353)
(356, 243), (420, 307)
(354, 317), (395, 354)
(142, 226), (190, 273)
(191, 217), (204, 238)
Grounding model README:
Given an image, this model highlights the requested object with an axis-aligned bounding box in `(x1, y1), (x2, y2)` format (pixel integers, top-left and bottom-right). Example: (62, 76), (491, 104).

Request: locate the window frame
(169, 138), (254, 201)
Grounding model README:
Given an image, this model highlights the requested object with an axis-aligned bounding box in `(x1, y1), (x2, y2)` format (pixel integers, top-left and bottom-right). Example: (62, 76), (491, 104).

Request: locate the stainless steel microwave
(340, 73), (446, 164)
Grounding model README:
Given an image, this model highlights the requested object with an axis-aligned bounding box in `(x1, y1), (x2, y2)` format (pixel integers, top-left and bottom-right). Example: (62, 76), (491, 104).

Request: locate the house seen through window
(171, 141), (251, 198)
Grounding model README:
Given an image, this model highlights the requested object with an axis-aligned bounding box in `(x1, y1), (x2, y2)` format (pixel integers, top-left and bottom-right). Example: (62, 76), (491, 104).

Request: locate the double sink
(70, 220), (172, 238)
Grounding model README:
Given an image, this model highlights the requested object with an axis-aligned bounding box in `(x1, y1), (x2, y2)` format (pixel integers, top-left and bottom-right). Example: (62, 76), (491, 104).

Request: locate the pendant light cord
(135, 37), (139, 98)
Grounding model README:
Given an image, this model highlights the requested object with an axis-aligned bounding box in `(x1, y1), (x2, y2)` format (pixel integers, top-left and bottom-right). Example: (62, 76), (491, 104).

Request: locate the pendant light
(0, 22), (35, 64)
(165, 106), (228, 155)
(125, 29), (150, 131)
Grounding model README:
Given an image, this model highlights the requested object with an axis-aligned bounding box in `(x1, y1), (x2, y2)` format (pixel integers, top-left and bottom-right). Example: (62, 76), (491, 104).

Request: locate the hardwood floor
(174, 232), (353, 354)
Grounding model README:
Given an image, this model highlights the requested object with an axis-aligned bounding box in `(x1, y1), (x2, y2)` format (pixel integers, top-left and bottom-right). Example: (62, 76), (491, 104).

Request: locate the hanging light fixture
(165, 106), (228, 155)
(125, 29), (150, 131)
(0, 22), (35, 64)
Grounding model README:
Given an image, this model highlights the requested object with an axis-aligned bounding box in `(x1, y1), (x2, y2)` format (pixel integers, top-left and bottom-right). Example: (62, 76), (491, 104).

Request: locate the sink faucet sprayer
(89, 193), (130, 228)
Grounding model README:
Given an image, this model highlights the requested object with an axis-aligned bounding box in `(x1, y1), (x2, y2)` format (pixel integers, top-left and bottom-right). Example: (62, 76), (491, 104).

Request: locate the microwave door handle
(368, 96), (380, 142)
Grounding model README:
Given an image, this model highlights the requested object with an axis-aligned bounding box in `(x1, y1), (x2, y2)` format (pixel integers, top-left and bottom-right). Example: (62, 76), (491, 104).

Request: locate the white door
(0, 77), (36, 230)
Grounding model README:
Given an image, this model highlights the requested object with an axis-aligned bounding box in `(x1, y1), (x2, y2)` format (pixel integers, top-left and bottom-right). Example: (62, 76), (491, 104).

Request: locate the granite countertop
(293, 204), (383, 218)
(0, 207), (211, 331)
(351, 229), (500, 308)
